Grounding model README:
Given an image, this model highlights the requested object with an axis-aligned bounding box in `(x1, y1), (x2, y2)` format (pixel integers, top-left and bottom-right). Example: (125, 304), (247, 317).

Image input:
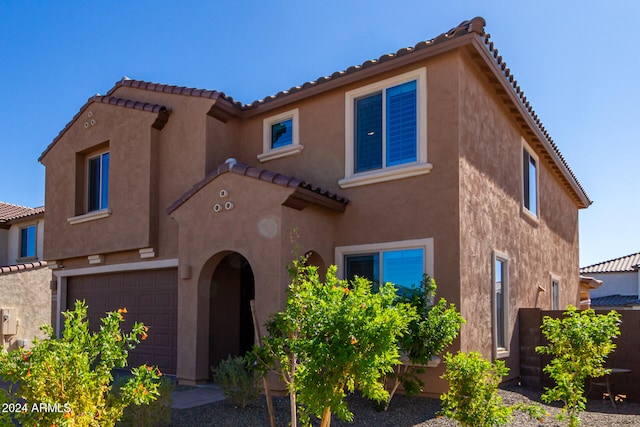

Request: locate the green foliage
(536, 305), (621, 427)
(0, 300), (162, 427)
(118, 376), (174, 427)
(212, 355), (261, 408)
(440, 352), (546, 427)
(253, 257), (416, 427)
(385, 275), (464, 409)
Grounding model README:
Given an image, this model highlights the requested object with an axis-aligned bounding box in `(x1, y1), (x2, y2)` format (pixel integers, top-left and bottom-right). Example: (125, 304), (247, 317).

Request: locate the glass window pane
(88, 156), (101, 212)
(101, 152), (109, 210)
(20, 226), (36, 258)
(386, 80), (417, 166)
(382, 248), (423, 293)
(271, 119), (293, 149)
(529, 156), (536, 214)
(345, 253), (379, 288)
(495, 259), (505, 348)
(355, 93), (382, 172)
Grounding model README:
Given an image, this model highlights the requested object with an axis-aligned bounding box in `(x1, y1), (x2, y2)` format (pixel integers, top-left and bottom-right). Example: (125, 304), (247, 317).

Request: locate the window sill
(257, 144), (304, 162)
(495, 349), (510, 359)
(521, 207), (540, 225)
(339, 162), (433, 188)
(400, 354), (441, 368)
(67, 209), (112, 225)
(16, 256), (38, 264)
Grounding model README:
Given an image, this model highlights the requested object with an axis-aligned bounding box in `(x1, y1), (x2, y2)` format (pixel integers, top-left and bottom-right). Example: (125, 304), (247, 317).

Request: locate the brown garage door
(67, 269), (177, 374)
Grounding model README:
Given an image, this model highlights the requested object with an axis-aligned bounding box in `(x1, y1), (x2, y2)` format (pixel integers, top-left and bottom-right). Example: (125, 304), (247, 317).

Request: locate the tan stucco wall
(0, 266), (52, 351)
(457, 53), (580, 378)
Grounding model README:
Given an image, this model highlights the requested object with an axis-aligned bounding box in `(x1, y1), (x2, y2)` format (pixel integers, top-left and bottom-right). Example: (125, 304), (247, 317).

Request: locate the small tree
(0, 300), (162, 427)
(536, 305), (621, 427)
(440, 351), (545, 427)
(384, 275), (465, 410)
(254, 258), (416, 427)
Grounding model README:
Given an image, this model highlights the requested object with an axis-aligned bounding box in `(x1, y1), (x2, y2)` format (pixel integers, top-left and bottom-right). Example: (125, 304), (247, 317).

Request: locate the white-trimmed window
(87, 151), (109, 212)
(19, 224), (37, 260)
(522, 140), (538, 218)
(335, 238), (434, 293)
(493, 251), (509, 358)
(258, 108), (303, 162)
(339, 68), (431, 188)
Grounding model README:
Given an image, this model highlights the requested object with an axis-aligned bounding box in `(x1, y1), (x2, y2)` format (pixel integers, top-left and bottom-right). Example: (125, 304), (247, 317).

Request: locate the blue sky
(1, 1), (638, 267)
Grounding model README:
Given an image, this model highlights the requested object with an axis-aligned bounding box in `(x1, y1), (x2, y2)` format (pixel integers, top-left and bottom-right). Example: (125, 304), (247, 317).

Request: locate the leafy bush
(384, 275), (464, 410)
(440, 351), (545, 427)
(0, 300), (162, 427)
(253, 257), (416, 427)
(118, 375), (174, 427)
(212, 355), (261, 408)
(536, 305), (621, 426)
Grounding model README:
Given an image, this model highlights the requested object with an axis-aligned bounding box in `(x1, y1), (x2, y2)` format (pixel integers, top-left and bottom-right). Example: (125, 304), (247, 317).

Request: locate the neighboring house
(580, 252), (640, 310)
(0, 202), (51, 350)
(38, 17), (590, 393)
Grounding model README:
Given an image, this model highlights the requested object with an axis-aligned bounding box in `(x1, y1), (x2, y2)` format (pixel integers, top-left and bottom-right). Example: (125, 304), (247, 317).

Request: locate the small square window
(258, 109), (303, 162)
(20, 224), (37, 259)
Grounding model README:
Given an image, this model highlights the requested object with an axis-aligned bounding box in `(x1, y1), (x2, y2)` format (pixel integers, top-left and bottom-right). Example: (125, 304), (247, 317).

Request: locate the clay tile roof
(0, 260), (47, 274)
(39, 94), (171, 162)
(590, 294), (640, 308)
(110, 77), (239, 105)
(167, 160), (348, 214)
(0, 202), (44, 223)
(580, 252), (640, 274)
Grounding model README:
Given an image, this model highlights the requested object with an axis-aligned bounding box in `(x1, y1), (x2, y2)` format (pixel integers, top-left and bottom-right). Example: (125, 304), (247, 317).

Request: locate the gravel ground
(170, 384), (640, 426)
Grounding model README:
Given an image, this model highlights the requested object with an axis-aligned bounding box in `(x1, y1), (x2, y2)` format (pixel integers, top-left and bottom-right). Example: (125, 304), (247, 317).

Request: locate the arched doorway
(209, 252), (255, 372)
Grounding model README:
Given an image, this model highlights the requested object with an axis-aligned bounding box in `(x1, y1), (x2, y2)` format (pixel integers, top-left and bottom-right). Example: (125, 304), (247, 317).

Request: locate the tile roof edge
(0, 261), (48, 275)
(580, 251), (640, 272)
(39, 95), (172, 163)
(167, 160), (349, 215)
(0, 202), (45, 222)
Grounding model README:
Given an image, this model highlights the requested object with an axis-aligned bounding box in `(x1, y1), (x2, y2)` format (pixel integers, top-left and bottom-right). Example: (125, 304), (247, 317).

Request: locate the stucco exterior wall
(0, 265), (52, 351)
(457, 53), (580, 377)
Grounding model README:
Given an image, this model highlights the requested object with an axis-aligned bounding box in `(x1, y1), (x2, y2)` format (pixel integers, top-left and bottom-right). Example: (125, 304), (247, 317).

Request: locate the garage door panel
(67, 269), (177, 374)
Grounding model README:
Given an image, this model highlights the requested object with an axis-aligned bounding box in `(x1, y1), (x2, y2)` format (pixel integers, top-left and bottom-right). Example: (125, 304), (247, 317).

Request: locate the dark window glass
(355, 92), (383, 172)
(20, 225), (36, 258)
(345, 253), (379, 288)
(271, 119), (293, 149)
(88, 152), (109, 212)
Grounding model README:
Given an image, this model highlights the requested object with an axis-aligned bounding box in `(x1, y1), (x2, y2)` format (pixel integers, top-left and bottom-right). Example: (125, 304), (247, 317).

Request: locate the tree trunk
(320, 407), (332, 427)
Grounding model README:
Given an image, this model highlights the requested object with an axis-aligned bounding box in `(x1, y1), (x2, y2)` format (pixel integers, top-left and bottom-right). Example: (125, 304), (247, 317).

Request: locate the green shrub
(118, 375), (174, 426)
(384, 275), (464, 410)
(0, 300), (161, 427)
(212, 355), (261, 408)
(440, 351), (545, 427)
(536, 305), (621, 426)
(253, 257), (416, 427)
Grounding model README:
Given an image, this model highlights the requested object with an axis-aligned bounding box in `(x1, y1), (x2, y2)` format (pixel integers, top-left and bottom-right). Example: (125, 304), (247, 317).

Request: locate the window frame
(87, 150), (109, 213)
(551, 275), (560, 310)
(258, 108), (303, 162)
(492, 251), (510, 359)
(18, 223), (37, 261)
(335, 238), (434, 290)
(522, 140), (539, 220)
(339, 68), (431, 188)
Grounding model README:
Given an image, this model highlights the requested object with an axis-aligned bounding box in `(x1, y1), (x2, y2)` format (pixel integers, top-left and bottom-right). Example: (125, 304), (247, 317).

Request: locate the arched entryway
(209, 252), (255, 372)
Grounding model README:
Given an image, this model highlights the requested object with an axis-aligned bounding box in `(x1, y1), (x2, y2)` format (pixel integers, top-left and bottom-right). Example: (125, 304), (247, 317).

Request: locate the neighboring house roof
(580, 252), (640, 274)
(39, 16), (590, 208)
(167, 159), (349, 215)
(0, 202), (44, 227)
(579, 275), (603, 290)
(590, 294), (640, 308)
(0, 260), (48, 275)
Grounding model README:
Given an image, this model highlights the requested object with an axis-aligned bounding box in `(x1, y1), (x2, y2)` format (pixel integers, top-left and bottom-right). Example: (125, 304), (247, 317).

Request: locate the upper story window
(340, 68), (431, 188)
(522, 141), (538, 218)
(493, 251), (510, 358)
(336, 238), (433, 294)
(257, 108), (303, 162)
(19, 224), (37, 259)
(88, 151), (109, 212)
(551, 278), (560, 310)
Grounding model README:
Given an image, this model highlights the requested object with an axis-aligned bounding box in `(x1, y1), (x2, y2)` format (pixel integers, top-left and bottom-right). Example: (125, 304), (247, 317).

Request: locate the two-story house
(0, 202), (51, 350)
(39, 17), (590, 393)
